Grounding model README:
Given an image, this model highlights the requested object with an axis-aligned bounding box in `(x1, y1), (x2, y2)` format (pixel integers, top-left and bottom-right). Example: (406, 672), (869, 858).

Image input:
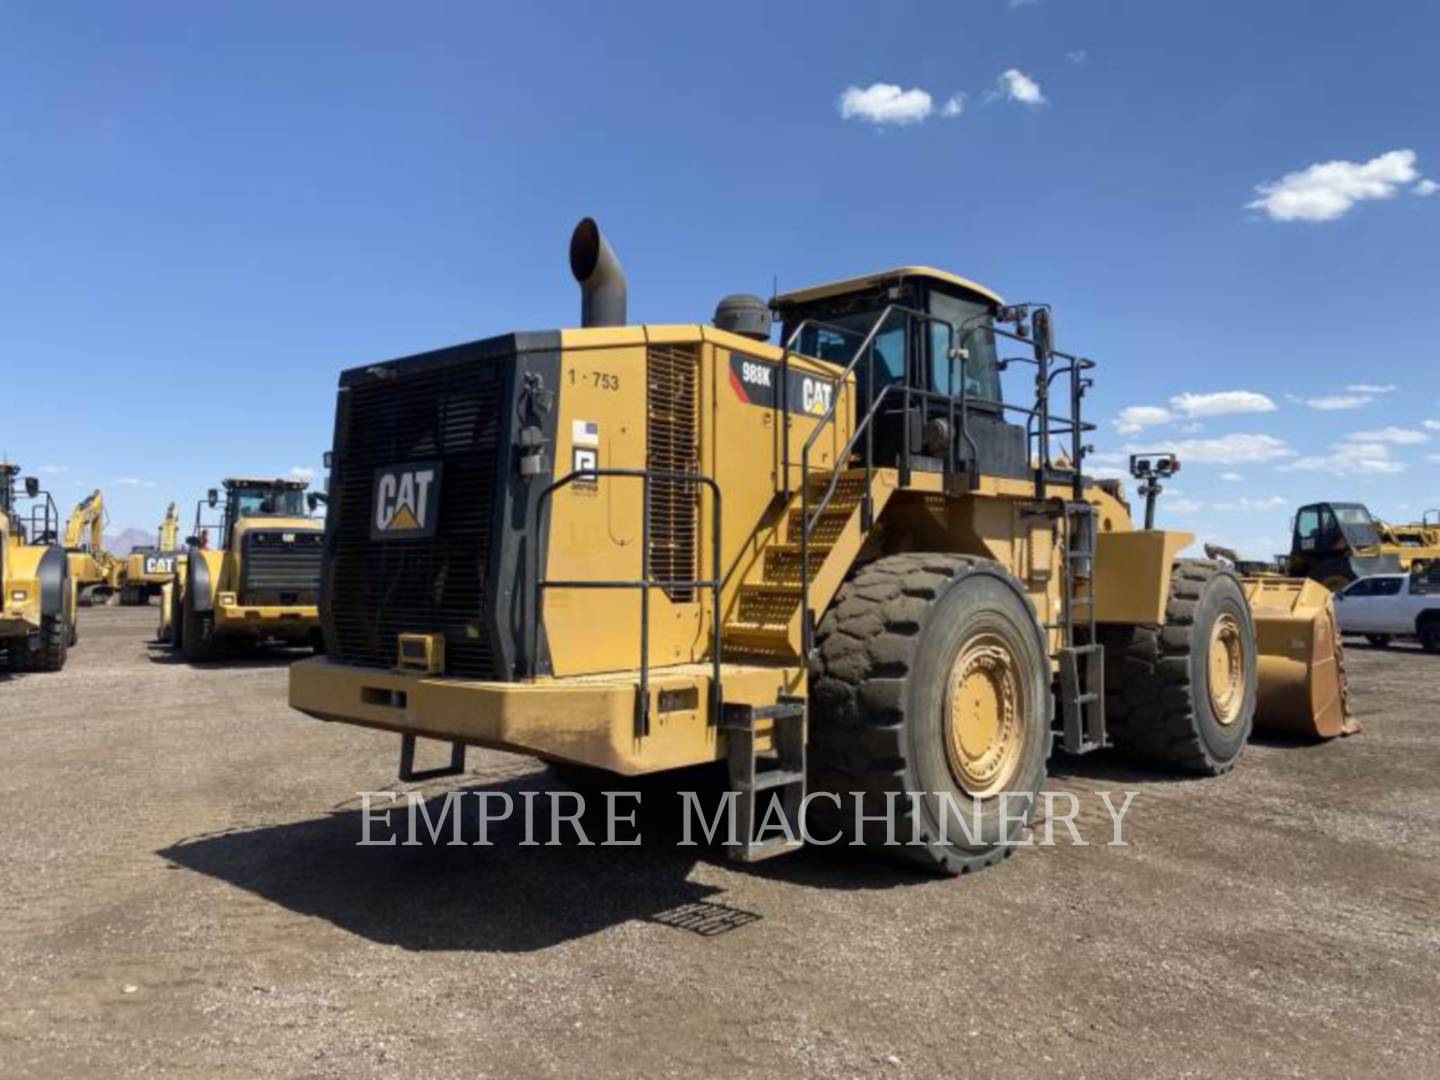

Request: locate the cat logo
(144, 555), (175, 576)
(372, 462), (442, 540)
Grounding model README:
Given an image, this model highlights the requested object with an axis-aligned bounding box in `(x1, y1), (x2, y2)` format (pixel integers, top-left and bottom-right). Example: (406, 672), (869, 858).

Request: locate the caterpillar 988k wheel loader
(165, 478), (323, 661)
(1, 463), (76, 672)
(290, 218), (1353, 873)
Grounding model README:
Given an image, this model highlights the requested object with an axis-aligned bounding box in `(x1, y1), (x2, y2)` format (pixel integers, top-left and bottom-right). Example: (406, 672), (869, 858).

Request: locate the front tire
(1365, 634), (1391, 649)
(808, 553), (1052, 875)
(1101, 560), (1257, 775)
(181, 602), (219, 662)
(30, 612), (69, 672)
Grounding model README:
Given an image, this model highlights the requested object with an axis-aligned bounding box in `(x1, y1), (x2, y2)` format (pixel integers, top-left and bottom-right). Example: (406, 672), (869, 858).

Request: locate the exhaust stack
(568, 217), (627, 328)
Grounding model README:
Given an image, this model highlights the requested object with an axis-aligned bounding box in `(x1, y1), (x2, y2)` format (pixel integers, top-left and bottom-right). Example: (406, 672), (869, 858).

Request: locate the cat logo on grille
(371, 462), (442, 540)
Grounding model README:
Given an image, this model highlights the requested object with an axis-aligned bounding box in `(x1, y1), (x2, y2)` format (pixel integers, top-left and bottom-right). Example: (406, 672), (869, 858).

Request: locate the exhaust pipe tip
(569, 217), (627, 328)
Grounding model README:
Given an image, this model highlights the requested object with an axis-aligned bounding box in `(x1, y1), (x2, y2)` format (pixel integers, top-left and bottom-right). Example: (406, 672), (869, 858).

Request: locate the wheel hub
(944, 633), (1026, 798)
(1207, 613), (1246, 726)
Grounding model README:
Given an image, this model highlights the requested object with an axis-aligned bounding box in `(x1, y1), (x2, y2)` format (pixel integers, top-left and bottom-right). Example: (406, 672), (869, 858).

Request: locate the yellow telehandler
(1, 463), (76, 672)
(290, 219), (1351, 872)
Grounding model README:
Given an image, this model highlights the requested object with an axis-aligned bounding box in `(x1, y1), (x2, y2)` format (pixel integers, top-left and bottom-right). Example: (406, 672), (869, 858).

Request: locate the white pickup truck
(1335, 571), (1440, 651)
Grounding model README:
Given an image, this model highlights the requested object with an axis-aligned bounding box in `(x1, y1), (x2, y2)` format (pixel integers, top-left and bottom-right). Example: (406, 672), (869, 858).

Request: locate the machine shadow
(1046, 747), (1194, 786)
(158, 771), (938, 951)
(143, 642), (310, 670)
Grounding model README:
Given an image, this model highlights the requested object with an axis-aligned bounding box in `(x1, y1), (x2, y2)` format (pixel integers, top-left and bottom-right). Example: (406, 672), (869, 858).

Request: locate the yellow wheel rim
(1207, 613), (1246, 726)
(944, 632), (1026, 798)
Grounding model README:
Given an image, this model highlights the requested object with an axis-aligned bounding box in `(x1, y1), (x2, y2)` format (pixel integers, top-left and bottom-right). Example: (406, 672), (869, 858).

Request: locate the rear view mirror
(306, 492), (327, 512)
(207, 489), (219, 508)
(24, 477), (39, 498)
(185, 535), (200, 548)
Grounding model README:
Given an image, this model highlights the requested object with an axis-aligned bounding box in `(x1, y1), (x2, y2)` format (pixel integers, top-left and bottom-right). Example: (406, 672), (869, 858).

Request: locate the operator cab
(191, 478), (313, 549)
(1292, 502), (1382, 556)
(774, 267), (1029, 480)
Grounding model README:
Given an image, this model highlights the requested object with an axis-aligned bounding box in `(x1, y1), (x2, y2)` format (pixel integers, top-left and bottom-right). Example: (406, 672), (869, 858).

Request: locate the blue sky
(2, 0), (1437, 557)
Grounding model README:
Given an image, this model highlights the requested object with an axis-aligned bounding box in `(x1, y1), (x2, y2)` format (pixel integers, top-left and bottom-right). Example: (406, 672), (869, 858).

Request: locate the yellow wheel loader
(289, 218), (1352, 872)
(1, 463), (76, 672)
(167, 478), (324, 662)
(1285, 501), (1440, 589)
(120, 501), (183, 606)
(63, 490), (123, 606)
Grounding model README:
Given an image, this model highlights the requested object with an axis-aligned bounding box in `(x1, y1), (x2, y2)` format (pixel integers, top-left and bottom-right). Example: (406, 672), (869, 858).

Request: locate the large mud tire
(1099, 560), (1257, 775)
(808, 553), (1052, 876)
(30, 612), (69, 672)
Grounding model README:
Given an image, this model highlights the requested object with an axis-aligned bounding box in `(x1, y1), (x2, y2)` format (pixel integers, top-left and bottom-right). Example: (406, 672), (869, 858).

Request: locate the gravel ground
(1, 605), (1437, 1079)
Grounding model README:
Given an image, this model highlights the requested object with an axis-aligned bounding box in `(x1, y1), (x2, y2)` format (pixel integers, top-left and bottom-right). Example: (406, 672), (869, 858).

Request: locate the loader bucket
(1243, 578), (1358, 739)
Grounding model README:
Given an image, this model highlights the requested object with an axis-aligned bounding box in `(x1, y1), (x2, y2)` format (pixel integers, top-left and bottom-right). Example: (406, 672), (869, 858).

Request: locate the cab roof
(773, 266), (1004, 309)
(223, 476), (310, 491)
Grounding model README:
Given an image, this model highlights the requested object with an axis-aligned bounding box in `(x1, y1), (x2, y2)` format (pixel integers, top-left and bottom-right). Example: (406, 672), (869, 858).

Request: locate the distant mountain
(106, 527), (156, 554)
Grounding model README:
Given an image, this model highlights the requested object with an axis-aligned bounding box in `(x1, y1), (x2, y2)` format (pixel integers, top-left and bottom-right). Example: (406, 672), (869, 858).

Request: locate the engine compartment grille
(646, 344), (700, 603)
(326, 356), (507, 677)
(241, 530), (323, 603)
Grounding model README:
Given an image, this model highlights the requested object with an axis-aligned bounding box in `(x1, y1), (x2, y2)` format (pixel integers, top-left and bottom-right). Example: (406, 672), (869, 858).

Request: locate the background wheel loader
(120, 501), (183, 606)
(289, 218), (1352, 873)
(165, 478), (324, 662)
(1285, 501), (1440, 589)
(1, 463), (76, 672)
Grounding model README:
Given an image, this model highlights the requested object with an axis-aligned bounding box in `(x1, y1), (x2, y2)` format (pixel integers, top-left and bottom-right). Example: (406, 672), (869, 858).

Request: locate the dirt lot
(1, 606), (1437, 1079)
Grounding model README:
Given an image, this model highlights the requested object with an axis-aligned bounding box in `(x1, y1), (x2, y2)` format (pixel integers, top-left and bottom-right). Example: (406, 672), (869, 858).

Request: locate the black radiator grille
(241, 531), (323, 602)
(327, 357), (506, 677)
(646, 344), (701, 602)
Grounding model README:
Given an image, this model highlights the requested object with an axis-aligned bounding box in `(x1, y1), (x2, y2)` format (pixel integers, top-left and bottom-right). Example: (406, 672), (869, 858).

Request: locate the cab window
(1343, 578), (1375, 597)
(1372, 577), (1403, 597)
(1296, 508), (1320, 550)
(928, 291), (1001, 402)
(797, 309), (908, 386)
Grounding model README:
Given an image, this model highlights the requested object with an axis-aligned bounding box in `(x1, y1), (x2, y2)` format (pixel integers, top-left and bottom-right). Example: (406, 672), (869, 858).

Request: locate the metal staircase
(721, 469), (894, 660)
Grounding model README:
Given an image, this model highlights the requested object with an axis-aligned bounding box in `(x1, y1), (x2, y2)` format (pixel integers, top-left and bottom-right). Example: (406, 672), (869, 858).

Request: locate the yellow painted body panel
(291, 656), (804, 775)
(1, 525), (47, 635)
(774, 266), (1004, 308)
(173, 515), (321, 638)
(1091, 529), (1193, 625)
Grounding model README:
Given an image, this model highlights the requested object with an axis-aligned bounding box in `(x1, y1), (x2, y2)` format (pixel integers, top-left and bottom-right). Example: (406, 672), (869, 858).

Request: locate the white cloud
(1346, 383), (1396, 394)
(1169, 390), (1277, 418)
(1113, 390), (1276, 433)
(940, 94), (966, 118)
(1113, 405), (1173, 434)
(1299, 393), (1373, 411)
(1211, 495), (1288, 512)
(839, 83), (934, 126)
(1247, 149), (1425, 223)
(1166, 497), (1205, 514)
(1280, 442), (1405, 475)
(1427, 454), (1440, 464)
(1066, 49), (1087, 64)
(1424, 420), (1440, 431)
(290, 466), (317, 480)
(1415, 179), (1439, 197)
(998, 68), (1046, 106)
(1220, 472), (1244, 482)
(1346, 426), (1429, 445)
(1128, 433), (1293, 465)
(36, 464), (68, 474)
(115, 477), (157, 488)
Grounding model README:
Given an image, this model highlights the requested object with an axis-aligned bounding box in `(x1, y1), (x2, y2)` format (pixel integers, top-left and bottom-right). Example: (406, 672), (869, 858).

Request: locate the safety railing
(529, 467), (723, 739)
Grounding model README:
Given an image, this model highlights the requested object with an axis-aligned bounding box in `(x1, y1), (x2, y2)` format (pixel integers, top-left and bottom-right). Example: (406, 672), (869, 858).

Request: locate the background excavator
(1, 462), (76, 671)
(120, 501), (184, 606)
(289, 218), (1354, 872)
(63, 490), (122, 606)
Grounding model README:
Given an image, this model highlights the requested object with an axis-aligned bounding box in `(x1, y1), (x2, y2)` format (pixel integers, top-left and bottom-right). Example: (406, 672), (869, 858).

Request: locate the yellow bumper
(288, 657), (804, 776)
(215, 602), (318, 633)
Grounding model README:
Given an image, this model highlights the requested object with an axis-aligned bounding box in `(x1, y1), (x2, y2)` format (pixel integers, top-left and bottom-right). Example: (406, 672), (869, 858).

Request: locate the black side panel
(486, 341), (562, 679)
(37, 545), (68, 618)
(188, 550), (213, 612)
(968, 412), (1029, 481)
